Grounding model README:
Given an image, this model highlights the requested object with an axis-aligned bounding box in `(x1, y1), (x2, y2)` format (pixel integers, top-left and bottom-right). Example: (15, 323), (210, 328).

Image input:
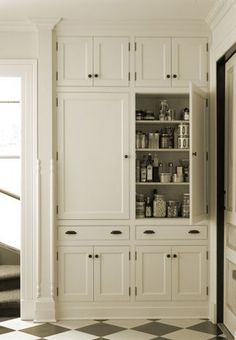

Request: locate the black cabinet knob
(192, 152), (197, 156)
(88, 74), (92, 78)
(167, 254), (171, 258)
(95, 254), (99, 258)
(65, 230), (77, 235)
(143, 230), (155, 234)
(173, 74), (177, 78)
(111, 230), (122, 235)
(166, 74), (171, 79)
(173, 254), (177, 258)
(124, 155), (129, 159)
(94, 74), (99, 78)
(88, 254), (93, 258)
(188, 230), (200, 234)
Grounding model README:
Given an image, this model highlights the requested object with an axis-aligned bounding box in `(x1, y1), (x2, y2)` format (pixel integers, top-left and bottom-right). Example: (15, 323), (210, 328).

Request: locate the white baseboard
(34, 298), (56, 322)
(21, 299), (35, 320)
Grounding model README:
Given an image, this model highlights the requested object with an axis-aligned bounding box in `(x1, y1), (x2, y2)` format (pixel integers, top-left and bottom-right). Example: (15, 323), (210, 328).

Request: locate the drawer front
(136, 226), (207, 240)
(58, 226), (130, 241)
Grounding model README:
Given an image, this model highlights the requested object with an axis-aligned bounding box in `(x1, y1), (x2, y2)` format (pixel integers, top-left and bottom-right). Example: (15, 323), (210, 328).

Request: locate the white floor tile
(106, 329), (154, 340)
(0, 331), (38, 339)
(165, 329), (213, 340)
(47, 330), (97, 340)
(158, 319), (204, 328)
(104, 319), (150, 329)
(0, 318), (42, 331)
(52, 319), (98, 329)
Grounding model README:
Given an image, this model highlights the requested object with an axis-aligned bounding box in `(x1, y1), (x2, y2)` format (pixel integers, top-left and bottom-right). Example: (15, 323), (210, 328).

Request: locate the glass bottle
(153, 153), (159, 182)
(145, 196), (152, 218)
(146, 153), (153, 182)
(140, 160), (147, 182)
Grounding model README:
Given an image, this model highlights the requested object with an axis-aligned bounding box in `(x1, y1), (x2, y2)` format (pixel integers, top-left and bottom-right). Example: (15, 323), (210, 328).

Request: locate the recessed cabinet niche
(135, 37), (208, 88)
(57, 36), (130, 87)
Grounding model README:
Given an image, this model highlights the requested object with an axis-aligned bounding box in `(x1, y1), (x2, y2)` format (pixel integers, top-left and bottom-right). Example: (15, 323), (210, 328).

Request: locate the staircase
(0, 265), (20, 316)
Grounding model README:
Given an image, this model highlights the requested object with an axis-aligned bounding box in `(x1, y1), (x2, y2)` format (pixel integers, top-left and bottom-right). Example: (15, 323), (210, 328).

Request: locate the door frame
(216, 44), (236, 323)
(0, 60), (37, 319)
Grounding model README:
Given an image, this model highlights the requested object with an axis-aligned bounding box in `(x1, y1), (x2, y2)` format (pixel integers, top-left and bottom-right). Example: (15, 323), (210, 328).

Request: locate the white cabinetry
(135, 37), (208, 88)
(57, 36), (130, 87)
(58, 246), (130, 302)
(57, 92), (129, 220)
(136, 245), (207, 301)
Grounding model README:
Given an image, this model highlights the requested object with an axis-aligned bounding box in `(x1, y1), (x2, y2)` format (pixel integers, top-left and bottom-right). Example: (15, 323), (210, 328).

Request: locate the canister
(160, 173), (172, 183)
(177, 123), (189, 136)
(153, 194), (166, 217)
(167, 200), (179, 218)
(136, 202), (145, 218)
(177, 136), (189, 149)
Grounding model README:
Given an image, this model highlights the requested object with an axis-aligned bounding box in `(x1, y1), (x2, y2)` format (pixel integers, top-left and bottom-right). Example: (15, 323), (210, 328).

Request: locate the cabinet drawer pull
(110, 230), (122, 235)
(188, 230), (200, 234)
(143, 230), (155, 234)
(65, 230), (77, 235)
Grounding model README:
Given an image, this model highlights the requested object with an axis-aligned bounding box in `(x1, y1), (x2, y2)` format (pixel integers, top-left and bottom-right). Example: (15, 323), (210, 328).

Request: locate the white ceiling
(0, 0), (217, 22)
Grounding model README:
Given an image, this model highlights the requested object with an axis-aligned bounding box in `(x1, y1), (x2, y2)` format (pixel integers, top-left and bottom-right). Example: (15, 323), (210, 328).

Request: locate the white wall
(0, 32), (37, 58)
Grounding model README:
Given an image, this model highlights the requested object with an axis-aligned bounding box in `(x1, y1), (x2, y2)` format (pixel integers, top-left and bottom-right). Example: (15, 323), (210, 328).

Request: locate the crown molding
(205, 0), (236, 30)
(0, 20), (36, 32)
(30, 17), (61, 31)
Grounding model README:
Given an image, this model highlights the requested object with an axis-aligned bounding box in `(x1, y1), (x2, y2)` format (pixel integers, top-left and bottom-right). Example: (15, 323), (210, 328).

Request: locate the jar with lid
(153, 194), (166, 217)
(167, 200), (179, 218)
(182, 193), (190, 218)
(183, 107), (190, 121)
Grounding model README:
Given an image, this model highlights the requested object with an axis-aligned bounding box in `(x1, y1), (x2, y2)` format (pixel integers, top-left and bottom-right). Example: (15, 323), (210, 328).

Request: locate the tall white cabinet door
(93, 37), (129, 87)
(171, 246), (207, 301)
(172, 38), (208, 88)
(190, 83), (208, 224)
(57, 93), (129, 219)
(58, 246), (93, 302)
(135, 37), (171, 87)
(135, 246), (172, 301)
(57, 37), (93, 86)
(94, 246), (130, 301)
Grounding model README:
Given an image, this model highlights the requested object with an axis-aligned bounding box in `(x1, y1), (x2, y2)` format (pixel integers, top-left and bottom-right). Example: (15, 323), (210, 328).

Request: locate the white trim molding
(206, 0), (236, 30)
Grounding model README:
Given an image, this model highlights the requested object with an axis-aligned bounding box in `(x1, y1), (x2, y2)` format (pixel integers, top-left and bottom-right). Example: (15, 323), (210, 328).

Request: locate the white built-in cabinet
(136, 245), (207, 301)
(135, 37), (208, 88)
(58, 246), (130, 302)
(57, 36), (130, 87)
(57, 92), (129, 220)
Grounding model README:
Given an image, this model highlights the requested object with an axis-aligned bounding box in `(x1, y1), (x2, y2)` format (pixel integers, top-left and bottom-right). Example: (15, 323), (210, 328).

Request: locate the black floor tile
(208, 337), (227, 340)
(133, 321), (180, 336)
(77, 323), (125, 337)
(188, 321), (223, 335)
(0, 325), (14, 334)
(21, 323), (69, 337)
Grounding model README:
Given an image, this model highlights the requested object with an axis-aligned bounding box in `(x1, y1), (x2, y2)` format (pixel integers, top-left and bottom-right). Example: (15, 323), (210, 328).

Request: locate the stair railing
(0, 188), (20, 201)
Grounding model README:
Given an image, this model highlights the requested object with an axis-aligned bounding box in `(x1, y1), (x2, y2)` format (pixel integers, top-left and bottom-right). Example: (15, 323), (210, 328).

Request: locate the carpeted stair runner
(0, 265), (20, 316)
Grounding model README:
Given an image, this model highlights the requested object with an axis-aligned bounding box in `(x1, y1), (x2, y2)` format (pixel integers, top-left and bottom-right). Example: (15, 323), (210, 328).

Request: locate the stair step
(0, 265), (20, 280)
(0, 277), (20, 291)
(0, 289), (20, 303)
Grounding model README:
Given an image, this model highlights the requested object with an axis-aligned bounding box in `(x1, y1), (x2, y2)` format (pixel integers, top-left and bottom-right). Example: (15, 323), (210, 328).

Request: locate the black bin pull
(144, 230), (155, 234)
(65, 230), (77, 235)
(188, 230), (200, 234)
(110, 230), (122, 235)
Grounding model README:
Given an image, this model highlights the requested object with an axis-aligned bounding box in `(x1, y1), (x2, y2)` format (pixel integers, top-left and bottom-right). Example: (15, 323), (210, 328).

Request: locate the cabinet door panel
(136, 246), (172, 301)
(190, 83), (208, 224)
(57, 37), (93, 86)
(172, 246), (207, 301)
(94, 246), (130, 301)
(57, 93), (129, 219)
(172, 38), (208, 88)
(58, 246), (93, 302)
(94, 37), (129, 86)
(135, 37), (171, 87)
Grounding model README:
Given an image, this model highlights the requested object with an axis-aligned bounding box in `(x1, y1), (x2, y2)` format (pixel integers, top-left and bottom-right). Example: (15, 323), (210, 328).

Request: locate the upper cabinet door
(57, 37), (93, 86)
(93, 37), (130, 87)
(172, 38), (208, 88)
(190, 83), (208, 224)
(57, 92), (130, 220)
(135, 37), (171, 87)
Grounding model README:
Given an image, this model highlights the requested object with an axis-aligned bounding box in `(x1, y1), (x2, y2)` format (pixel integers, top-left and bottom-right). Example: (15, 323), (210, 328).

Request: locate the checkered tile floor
(0, 317), (232, 339)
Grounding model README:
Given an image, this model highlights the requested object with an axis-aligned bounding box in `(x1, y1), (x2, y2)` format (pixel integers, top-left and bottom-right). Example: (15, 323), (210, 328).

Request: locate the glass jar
(182, 193), (190, 218)
(136, 193), (145, 219)
(167, 200), (179, 218)
(153, 194), (166, 217)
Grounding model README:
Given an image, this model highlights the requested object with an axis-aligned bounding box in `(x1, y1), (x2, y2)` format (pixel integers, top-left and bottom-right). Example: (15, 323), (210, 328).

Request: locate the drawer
(135, 226), (207, 240)
(58, 226), (130, 241)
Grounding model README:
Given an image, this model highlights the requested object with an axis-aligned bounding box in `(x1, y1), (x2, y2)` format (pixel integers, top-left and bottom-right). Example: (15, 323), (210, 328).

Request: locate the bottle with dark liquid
(145, 196), (152, 218)
(146, 153), (153, 182)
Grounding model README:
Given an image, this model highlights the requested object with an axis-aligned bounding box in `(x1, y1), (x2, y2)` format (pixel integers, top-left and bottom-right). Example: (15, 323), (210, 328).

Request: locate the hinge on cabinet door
(135, 287), (137, 296)
(56, 71), (58, 81)
(206, 205), (209, 214)
(206, 98), (209, 107)
(206, 151), (209, 161)
(206, 286), (209, 296)
(206, 43), (208, 52)
(56, 152), (58, 161)
(56, 252), (58, 261)
(129, 251), (131, 260)
(56, 205), (59, 215)
(134, 42), (137, 51)
(56, 41), (58, 51)
(56, 97), (58, 107)
(135, 72), (137, 81)
(129, 287), (131, 296)
(206, 251), (209, 260)
(57, 287), (59, 296)
(128, 42), (131, 51)
(135, 251), (137, 260)
(128, 72), (131, 81)
(206, 72), (209, 82)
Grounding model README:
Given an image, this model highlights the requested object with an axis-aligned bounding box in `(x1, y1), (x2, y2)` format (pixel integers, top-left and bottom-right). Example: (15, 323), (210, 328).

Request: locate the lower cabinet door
(94, 246), (130, 301)
(171, 246), (207, 301)
(58, 246), (93, 302)
(135, 246), (172, 301)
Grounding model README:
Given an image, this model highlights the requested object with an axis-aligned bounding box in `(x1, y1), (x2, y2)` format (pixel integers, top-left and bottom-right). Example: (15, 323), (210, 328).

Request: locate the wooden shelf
(136, 182), (189, 185)
(136, 148), (189, 152)
(136, 120), (189, 124)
